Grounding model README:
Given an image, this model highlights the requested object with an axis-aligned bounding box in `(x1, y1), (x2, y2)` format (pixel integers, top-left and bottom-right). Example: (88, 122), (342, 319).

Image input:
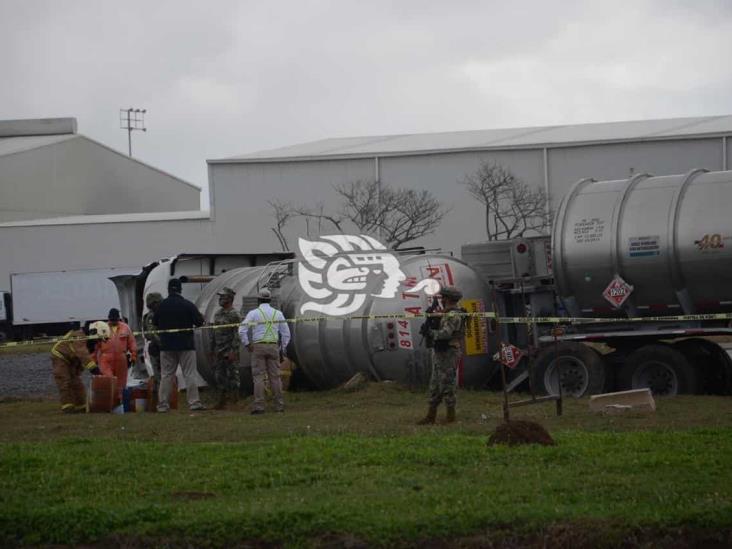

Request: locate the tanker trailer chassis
(534, 322), (732, 397)
(489, 279), (732, 397)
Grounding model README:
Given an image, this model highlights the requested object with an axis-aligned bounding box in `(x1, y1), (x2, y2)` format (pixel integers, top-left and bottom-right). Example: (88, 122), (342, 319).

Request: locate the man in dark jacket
(154, 278), (206, 412)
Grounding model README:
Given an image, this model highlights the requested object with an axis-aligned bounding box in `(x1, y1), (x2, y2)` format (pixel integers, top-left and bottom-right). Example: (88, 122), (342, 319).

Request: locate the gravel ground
(0, 352), (60, 399)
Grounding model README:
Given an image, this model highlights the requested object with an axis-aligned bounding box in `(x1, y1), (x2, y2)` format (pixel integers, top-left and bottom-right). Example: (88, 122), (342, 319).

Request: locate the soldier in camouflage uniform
(417, 286), (466, 425)
(142, 292), (163, 388)
(212, 287), (242, 409)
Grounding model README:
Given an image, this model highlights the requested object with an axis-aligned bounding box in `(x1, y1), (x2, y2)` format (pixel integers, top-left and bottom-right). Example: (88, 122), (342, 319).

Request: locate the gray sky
(2, 0), (732, 207)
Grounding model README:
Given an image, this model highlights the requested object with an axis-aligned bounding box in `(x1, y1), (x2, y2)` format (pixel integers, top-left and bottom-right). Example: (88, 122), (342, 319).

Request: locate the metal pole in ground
(491, 285), (510, 422)
(521, 278), (537, 401)
(553, 324), (563, 416)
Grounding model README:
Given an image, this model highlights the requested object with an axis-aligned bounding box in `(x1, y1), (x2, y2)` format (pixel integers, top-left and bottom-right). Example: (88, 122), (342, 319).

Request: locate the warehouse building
(208, 114), (732, 256)
(0, 118), (216, 291)
(2, 115), (732, 294)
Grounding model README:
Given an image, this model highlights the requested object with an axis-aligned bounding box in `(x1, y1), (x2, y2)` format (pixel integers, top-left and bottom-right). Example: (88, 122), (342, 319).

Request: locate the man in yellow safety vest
(239, 289), (291, 415)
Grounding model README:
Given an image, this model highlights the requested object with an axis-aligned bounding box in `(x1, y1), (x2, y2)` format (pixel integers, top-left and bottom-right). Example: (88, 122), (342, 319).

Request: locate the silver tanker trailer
(193, 249), (497, 390)
(464, 168), (732, 397)
(117, 246), (497, 391)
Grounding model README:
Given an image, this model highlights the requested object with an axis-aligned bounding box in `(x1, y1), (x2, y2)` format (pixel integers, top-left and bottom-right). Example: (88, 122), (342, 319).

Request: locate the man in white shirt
(239, 289), (291, 414)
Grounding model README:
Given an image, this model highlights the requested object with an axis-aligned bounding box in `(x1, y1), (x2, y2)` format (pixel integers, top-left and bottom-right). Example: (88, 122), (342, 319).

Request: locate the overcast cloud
(2, 0), (731, 206)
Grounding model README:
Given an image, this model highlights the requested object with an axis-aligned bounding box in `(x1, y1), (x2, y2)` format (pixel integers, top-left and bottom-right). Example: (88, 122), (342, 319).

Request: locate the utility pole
(119, 108), (147, 156)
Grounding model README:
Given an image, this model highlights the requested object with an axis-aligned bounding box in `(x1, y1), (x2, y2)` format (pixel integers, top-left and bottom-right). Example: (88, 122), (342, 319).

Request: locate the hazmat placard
(463, 299), (489, 355)
(493, 342), (524, 369)
(602, 276), (634, 308)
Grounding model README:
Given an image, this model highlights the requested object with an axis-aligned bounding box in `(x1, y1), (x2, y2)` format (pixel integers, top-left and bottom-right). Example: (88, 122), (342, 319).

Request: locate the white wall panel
(209, 158), (374, 253)
(547, 139), (722, 209)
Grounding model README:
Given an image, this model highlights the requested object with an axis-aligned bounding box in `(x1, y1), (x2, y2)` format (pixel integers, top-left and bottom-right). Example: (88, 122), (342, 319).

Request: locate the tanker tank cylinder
(192, 254), (498, 390)
(553, 169), (732, 317)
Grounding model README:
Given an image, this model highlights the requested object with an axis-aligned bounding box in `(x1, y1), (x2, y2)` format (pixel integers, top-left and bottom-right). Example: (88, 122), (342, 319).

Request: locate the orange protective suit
(95, 322), (137, 402)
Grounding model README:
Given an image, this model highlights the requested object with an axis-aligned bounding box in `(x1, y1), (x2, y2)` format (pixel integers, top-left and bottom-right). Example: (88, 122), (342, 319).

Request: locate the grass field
(1, 384), (732, 547)
(0, 341), (53, 355)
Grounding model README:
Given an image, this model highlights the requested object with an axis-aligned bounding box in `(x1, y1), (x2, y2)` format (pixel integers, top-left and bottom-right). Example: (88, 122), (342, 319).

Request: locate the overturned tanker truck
(116, 242), (498, 391)
(464, 168), (732, 397)
(197, 242), (498, 390)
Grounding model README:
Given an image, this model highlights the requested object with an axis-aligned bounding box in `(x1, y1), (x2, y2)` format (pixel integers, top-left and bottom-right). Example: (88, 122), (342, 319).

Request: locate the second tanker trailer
(465, 168), (732, 397)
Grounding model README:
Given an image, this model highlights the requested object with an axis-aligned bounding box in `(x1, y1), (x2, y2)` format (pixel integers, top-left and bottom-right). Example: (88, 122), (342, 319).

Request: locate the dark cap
(168, 278), (182, 293)
(217, 287), (236, 298)
(107, 308), (121, 321)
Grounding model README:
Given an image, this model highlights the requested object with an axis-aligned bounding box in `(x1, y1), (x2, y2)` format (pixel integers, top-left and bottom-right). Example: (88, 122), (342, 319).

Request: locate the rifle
(418, 296), (442, 347)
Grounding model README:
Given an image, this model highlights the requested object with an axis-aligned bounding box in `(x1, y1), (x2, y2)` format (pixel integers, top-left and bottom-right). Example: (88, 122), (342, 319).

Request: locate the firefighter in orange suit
(51, 322), (105, 413)
(95, 308), (137, 403)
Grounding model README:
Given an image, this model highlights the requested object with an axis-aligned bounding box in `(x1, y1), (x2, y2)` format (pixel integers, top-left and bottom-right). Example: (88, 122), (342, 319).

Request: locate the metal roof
(0, 134), (78, 157)
(0, 210), (211, 228)
(0, 132), (201, 193)
(213, 115), (732, 163)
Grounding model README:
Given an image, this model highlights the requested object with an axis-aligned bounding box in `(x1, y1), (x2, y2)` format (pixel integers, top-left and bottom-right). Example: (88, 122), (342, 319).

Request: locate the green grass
(0, 341), (53, 355)
(2, 385), (732, 547)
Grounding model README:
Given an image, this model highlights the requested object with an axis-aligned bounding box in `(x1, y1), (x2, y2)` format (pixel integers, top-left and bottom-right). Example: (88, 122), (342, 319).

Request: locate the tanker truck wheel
(531, 343), (606, 397)
(619, 344), (698, 396)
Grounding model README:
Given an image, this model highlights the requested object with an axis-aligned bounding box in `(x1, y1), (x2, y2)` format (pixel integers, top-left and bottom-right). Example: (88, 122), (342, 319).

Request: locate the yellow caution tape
(2, 310), (731, 350)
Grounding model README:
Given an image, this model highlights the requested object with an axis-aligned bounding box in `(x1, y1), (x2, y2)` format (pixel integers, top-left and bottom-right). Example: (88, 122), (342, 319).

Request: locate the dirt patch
(487, 420), (555, 447)
(169, 491), (216, 501)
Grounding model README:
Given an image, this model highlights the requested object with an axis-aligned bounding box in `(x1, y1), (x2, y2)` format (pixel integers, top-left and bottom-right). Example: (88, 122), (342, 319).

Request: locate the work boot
(62, 406), (84, 414)
(214, 391), (227, 410)
(446, 406), (456, 423)
(416, 405), (438, 425)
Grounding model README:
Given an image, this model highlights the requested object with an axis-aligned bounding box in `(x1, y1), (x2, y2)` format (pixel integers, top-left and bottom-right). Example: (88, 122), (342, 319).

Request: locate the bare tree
(462, 161), (551, 240)
(379, 188), (448, 249)
(268, 199), (294, 251)
(292, 201), (346, 235)
(333, 180), (383, 235)
(334, 180), (449, 249)
(274, 180), (448, 250)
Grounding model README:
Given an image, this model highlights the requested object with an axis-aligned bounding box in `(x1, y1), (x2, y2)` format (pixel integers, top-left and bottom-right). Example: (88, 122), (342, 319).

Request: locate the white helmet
(89, 320), (111, 341)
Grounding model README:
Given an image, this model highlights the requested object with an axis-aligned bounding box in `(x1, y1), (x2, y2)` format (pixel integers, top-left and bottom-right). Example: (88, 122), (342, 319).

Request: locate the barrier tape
(2, 310), (732, 350)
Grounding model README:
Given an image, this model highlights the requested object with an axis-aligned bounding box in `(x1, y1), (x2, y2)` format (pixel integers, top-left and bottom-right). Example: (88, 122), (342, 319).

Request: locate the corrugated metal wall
(210, 137), (730, 257)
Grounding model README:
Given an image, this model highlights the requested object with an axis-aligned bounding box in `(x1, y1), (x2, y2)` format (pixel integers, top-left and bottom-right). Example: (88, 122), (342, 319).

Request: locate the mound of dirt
(487, 420), (555, 447)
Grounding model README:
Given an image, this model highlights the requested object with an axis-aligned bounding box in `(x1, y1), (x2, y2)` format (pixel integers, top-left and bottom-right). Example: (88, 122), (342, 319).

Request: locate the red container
(89, 376), (116, 413)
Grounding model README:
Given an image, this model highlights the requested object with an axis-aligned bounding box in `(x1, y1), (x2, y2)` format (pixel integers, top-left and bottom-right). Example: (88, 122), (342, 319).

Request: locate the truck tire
(531, 343), (606, 397)
(674, 339), (732, 395)
(619, 344), (698, 396)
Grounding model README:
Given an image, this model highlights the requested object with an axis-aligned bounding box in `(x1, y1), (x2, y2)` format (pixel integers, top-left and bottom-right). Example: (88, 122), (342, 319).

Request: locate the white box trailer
(8, 267), (139, 332)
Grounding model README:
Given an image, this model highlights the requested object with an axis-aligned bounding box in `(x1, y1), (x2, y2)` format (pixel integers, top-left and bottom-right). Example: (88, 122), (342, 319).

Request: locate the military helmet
(217, 287), (236, 299)
(145, 292), (163, 307)
(440, 286), (463, 301)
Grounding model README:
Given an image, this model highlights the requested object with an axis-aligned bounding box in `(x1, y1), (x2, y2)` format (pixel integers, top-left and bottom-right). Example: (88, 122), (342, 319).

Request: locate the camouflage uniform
(212, 307), (242, 392)
(143, 292), (163, 386)
(142, 310), (161, 382)
(428, 307), (465, 408)
(417, 285), (465, 425)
